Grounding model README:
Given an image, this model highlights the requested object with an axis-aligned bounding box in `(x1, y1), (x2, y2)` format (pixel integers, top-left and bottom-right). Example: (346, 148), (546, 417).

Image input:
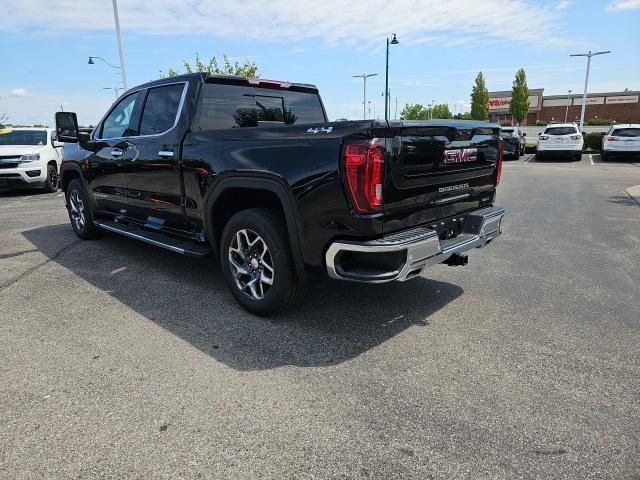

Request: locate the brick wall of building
(537, 102), (640, 124)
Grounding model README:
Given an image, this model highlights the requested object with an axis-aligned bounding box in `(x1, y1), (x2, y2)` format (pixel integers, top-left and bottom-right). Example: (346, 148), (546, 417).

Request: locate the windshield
(0, 130), (48, 146)
(611, 128), (640, 137)
(544, 126), (577, 136)
(500, 129), (515, 137)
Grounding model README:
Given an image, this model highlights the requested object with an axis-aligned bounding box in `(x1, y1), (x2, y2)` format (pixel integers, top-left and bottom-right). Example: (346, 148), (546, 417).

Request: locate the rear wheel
(220, 208), (303, 316)
(44, 163), (58, 193)
(536, 152), (543, 161)
(601, 151), (608, 161)
(66, 179), (102, 239)
(513, 148), (520, 160)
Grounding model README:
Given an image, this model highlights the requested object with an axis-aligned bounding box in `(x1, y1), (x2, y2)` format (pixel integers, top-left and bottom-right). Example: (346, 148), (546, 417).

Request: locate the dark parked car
(55, 73), (505, 315)
(499, 126), (526, 159)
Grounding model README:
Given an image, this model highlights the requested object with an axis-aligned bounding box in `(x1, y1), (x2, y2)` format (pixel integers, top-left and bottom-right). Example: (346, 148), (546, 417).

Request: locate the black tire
(44, 163), (58, 193)
(65, 179), (102, 239)
(536, 152), (543, 161)
(574, 153), (582, 162)
(513, 148), (520, 160)
(219, 208), (303, 316)
(600, 152), (608, 161)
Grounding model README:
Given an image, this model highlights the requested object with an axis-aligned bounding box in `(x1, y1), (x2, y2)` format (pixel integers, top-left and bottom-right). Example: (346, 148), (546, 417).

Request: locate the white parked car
(601, 124), (640, 161)
(536, 123), (583, 161)
(0, 127), (62, 192)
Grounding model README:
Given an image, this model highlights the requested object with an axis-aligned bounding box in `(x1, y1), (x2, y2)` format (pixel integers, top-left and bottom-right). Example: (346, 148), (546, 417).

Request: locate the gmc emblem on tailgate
(443, 148), (478, 164)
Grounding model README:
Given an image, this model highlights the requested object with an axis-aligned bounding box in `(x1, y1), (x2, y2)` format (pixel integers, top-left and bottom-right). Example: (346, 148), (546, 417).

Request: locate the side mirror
(582, 131), (586, 136)
(522, 132), (526, 137)
(538, 132), (541, 136)
(55, 111), (80, 143)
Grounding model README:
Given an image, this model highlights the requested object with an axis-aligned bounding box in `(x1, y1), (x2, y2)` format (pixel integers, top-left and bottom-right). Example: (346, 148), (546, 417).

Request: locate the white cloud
(0, 88), (112, 126)
(1, 0), (571, 48)
(10, 88), (31, 97)
(556, 0), (571, 10)
(607, 0), (640, 10)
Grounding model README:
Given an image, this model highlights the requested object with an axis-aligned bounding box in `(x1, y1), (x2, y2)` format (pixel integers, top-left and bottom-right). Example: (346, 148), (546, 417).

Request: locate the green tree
(400, 103), (429, 120)
(162, 52), (258, 78)
(431, 103), (453, 119)
(509, 68), (530, 125)
(0, 112), (8, 128)
(470, 71), (489, 120)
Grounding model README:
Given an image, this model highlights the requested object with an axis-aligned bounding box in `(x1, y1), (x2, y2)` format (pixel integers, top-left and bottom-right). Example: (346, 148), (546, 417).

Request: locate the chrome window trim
(93, 81), (189, 141)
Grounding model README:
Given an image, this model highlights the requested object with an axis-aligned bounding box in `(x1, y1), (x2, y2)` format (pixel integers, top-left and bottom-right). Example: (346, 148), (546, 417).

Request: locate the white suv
(601, 124), (640, 161)
(0, 127), (62, 192)
(536, 123), (584, 161)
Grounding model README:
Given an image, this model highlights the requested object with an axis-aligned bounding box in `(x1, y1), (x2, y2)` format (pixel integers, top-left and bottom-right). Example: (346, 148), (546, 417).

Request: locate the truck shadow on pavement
(23, 224), (463, 370)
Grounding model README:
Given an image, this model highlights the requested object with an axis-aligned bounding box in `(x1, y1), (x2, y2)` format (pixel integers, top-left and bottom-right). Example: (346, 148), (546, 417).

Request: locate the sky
(1, 0), (639, 126)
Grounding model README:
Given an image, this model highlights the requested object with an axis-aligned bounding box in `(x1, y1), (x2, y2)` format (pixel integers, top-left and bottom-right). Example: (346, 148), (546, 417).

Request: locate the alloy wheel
(228, 229), (274, 300)
(69, 189), (86, 231)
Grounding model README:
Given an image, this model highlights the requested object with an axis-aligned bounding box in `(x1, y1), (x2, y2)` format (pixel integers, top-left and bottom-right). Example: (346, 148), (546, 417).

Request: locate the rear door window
(611, 128), (640, 137)
(544, 126), (577, 135)
(139, 84), (185, 136)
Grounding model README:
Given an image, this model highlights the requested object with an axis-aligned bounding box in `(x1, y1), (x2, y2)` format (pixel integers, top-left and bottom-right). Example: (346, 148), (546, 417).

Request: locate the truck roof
(125, 72), (319, 95)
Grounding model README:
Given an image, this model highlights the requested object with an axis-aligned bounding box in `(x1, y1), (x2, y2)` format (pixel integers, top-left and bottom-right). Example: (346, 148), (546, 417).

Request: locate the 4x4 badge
(306, 127), (333, 134)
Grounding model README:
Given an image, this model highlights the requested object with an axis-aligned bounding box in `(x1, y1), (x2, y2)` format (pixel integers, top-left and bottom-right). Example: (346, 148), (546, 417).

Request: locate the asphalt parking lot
(1, 155), (639, 479)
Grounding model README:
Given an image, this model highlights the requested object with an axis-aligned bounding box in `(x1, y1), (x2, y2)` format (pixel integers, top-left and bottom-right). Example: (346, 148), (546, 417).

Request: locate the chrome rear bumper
(325, 205), (504, 283)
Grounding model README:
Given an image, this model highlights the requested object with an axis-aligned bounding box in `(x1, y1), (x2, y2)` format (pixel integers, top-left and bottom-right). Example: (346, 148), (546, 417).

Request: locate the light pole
(570, 50), (611, 130)
(103, 86), (123, 99)
(112, 0), (128, 90)
(384, 33), (399, 121)
(367, 101), (372, 120)
(353, 73), (378, 120)
(564, 89), (572, 123)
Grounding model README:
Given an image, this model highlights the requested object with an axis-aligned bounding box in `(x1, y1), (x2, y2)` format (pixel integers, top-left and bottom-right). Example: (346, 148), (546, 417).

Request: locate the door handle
(110, 149), (124, 157)
(158, 150), (174, 158)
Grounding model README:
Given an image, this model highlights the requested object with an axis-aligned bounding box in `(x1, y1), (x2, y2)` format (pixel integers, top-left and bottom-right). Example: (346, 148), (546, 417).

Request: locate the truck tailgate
(383, 121), (501, 234)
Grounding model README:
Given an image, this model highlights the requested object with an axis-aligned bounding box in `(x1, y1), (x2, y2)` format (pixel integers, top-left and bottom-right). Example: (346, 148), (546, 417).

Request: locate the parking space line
(523, 154), (535, 164)
(589, 154), (594, 166)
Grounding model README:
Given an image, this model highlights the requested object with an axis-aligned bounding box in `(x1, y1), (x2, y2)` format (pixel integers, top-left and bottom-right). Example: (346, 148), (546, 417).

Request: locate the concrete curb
(625, 185), (640, 205)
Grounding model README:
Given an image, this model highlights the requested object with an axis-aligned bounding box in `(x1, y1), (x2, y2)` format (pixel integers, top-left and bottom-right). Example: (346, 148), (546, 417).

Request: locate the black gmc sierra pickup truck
(55, 73), (504, 315)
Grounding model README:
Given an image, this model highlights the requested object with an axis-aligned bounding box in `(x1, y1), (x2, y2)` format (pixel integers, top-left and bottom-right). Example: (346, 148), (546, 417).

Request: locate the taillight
(608, 136), (618, 141)
(344, 140), (385, 213)
(539, 135), (549, 140)
(496, 138), (504, 186)
(570, 135), (581, 140)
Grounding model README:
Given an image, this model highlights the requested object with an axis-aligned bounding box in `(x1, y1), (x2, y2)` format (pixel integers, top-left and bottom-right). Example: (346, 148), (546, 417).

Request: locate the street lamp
(353, 73), (378, 120)
(564, 89), (572, 123)
(384, 33), (399, 121)
(89, 56), (121, 69)
(570, 50), (611, 130)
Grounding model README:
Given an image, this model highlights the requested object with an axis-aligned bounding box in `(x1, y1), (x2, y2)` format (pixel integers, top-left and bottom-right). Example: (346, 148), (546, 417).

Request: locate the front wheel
(220, 208), (303, 316)
(65, 179), (102, 239)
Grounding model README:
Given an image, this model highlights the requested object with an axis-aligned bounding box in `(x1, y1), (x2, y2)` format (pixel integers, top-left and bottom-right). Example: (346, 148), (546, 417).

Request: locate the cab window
(100, 93), (138, 139)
